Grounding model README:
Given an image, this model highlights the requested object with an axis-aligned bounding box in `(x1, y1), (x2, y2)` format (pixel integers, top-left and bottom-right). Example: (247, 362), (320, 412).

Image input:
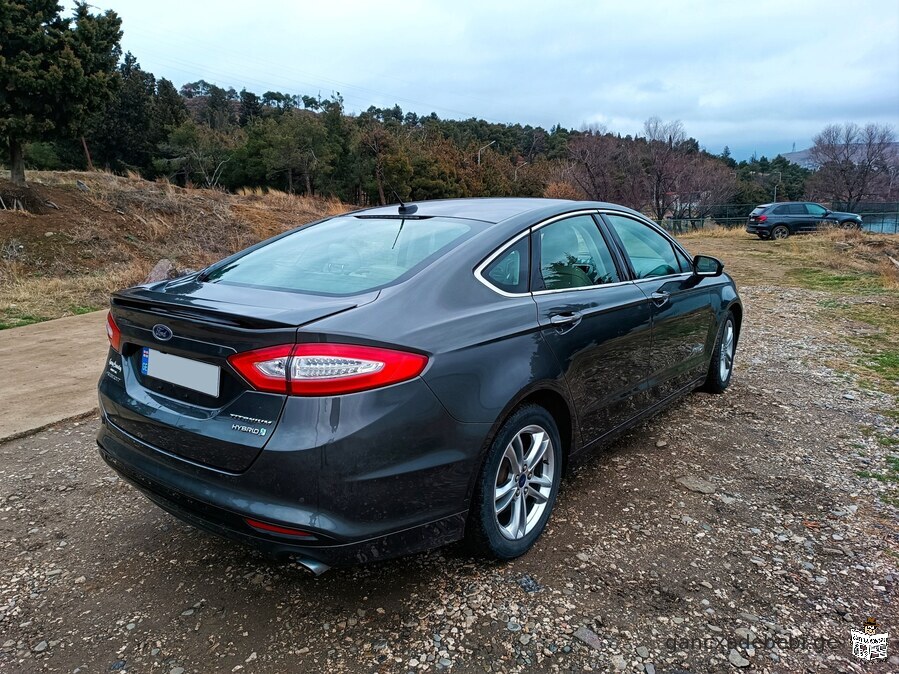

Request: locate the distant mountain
(782, 142), (899, 169)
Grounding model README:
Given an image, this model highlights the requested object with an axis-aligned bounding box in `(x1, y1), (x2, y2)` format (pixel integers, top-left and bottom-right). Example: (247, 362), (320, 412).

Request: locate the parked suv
(746, 202), (863, 239)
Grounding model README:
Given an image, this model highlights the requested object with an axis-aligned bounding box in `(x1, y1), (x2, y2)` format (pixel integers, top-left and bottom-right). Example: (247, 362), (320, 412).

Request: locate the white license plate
(141, 348), (220, 397)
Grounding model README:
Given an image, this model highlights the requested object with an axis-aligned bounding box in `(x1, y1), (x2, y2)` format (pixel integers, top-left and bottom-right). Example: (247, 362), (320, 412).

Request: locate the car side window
(604, 214), (681, 279)
(482, 236), (529, 294)
(788, 204), (808, 215)
(806, 203), (827, 216)
(773, 205), (790, 215)
(674, 246), (693, 273)
(537, 216), (620, 290)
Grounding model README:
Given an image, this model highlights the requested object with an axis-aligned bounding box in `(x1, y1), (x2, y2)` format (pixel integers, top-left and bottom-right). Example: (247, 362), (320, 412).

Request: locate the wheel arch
(728, 301), (743, 343)
(517, 388), (575, 472)
(463, 382), (578, 508)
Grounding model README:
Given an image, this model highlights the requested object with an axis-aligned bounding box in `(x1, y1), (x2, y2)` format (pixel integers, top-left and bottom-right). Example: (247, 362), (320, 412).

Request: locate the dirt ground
(1, 233), (897, 673)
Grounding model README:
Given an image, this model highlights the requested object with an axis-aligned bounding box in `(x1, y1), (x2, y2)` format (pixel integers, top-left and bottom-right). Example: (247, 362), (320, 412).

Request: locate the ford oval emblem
(152, 324), (173, 341)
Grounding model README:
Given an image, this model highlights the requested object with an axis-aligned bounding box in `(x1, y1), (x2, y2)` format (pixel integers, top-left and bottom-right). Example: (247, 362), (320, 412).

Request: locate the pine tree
(0, 1), (122, 184)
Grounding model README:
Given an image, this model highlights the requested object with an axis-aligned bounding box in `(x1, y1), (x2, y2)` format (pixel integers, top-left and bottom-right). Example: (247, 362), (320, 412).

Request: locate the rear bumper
(97, 429), (465, 568)
(96, 379), (491, 568)
(745, 224), (770, 235)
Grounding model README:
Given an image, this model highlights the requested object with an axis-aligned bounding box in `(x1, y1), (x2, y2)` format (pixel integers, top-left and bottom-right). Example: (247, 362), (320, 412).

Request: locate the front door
(804, 202), (832, 231)
(601, 213), (718, 402)
(531, 214), (653, 445)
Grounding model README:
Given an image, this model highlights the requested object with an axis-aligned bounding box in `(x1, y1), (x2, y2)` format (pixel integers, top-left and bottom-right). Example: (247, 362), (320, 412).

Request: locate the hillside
(2, 172), (898, 331)
(0, 172), (346, 328)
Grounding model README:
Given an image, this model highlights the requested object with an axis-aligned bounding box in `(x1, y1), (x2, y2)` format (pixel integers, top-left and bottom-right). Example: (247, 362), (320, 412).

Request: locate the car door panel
(601, 213), (718, 405)
(535, 285), (652, 445)
(634, 275), (715, 399)
(530, 214), (653, 446)
(804, 203), (831, 231)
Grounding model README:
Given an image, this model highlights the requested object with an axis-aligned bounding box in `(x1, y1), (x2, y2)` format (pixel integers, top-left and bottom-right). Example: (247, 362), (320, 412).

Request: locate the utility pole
(477, 140), (496, 166)
(772, 170), (782, 202)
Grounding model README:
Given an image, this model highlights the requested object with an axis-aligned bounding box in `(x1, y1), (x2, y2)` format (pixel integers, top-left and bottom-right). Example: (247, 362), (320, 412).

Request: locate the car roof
(349, 197), (646, 224)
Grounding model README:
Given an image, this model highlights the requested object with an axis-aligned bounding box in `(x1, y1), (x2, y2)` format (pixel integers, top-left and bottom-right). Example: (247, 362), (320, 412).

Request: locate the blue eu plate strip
(141, 347), (150, 375)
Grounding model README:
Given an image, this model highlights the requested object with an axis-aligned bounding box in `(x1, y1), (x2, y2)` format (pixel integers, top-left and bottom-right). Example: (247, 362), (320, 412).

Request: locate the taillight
(757, 215), (767, 223)
(227, 344), (294, 393)
(227, 343), (428, 396)
(106, 312), (122, 352)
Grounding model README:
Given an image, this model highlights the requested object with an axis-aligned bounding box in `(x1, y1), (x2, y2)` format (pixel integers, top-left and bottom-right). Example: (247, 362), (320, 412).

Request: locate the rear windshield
(205, 215), (474, 295)
(749, 206), (768, 216)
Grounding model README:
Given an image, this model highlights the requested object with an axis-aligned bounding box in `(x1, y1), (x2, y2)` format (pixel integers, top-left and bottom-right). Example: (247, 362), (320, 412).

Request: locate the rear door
(601, 213), (717, 402)
(789, 203), (816, 232)
(530, 213), (653, 444)
(770, 204), (793, 231)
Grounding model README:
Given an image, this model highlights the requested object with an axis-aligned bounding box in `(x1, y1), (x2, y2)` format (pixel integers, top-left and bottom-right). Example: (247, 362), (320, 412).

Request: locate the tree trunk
(287, 168), (293, 193)
(9, 137), (25, 186)
(81, 136), (94, 171)
(304, 171), (312, 196)
(376, 164), (387, 205)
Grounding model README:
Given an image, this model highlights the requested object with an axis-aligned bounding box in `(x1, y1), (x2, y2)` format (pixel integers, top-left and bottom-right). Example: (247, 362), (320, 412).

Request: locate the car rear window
(205, 215), (474, 295)
(750, 207), (767, 216)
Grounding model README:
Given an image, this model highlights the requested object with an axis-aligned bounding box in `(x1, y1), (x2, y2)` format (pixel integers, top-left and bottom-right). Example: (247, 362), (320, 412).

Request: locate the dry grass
(680, 225), (899, 289)
(781, 228), (899, 290)
(678, 224), (746, 239)
(0, 261), (148, 328)
(1, 171), (350, 328)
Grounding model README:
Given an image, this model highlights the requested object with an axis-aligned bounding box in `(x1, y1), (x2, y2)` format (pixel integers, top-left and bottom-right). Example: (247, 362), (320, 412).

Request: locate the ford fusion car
(97, 198), (741, 573)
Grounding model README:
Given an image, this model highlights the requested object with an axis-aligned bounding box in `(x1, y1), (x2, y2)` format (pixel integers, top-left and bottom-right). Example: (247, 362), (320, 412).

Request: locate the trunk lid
(103, 277), (377, 472)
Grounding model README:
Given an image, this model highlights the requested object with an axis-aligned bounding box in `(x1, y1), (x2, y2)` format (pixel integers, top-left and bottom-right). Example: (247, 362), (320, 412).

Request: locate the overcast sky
(82, 0), (899, 160)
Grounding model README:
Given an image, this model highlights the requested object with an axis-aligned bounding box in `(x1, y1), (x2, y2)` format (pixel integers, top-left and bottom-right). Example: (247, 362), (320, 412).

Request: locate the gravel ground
(1, 281), (897, 674)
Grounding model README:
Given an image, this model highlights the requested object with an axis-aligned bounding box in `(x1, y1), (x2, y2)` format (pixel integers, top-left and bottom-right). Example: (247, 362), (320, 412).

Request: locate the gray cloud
(90, 0), (899, 159)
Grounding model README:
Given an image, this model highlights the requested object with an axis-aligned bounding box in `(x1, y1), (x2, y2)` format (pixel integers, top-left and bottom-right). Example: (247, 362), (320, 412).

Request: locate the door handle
(650, 291), (670, 307)
(549, 312), (582, 329)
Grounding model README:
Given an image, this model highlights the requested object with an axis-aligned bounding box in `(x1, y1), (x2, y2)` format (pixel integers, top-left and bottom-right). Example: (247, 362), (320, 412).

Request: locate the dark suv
(746, 202), (863, 239)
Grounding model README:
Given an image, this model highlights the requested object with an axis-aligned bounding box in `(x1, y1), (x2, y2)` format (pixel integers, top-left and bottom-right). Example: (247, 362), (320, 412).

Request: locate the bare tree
(670, 156), (738, 225)
(612, 140), (650, 212)
(568, 128), (651, 210)
(568, 129), (616, 201)
(808, 123), (896, 209)
(643, 117), (689, 222)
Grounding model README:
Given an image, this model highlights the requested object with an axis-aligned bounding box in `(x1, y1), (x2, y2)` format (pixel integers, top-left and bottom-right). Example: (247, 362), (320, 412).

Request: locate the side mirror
(693, 254), (724, 277)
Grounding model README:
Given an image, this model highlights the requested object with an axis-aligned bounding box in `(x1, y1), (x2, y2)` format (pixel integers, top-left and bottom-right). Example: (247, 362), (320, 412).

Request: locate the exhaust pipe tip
(293, 556), (330, 576)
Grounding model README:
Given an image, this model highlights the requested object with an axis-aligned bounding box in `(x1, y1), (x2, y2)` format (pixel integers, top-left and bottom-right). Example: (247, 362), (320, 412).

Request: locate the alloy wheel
(493, 424), (555, 540)
(719, 319), (735, 382)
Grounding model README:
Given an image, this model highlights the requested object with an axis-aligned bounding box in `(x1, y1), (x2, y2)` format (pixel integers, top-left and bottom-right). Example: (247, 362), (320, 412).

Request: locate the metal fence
(659, 202), (899, 234)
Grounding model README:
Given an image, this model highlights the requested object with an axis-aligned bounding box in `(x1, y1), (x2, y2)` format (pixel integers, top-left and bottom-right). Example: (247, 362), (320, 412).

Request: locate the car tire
(840, 220), (859, 230)
(467, 405), (562, 560)
(700, 312), (736, 394)
(771, 225), (789, 240)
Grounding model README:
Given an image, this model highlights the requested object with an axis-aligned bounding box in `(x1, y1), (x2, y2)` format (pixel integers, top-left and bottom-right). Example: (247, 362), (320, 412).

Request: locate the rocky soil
(1, 278), (897, 672)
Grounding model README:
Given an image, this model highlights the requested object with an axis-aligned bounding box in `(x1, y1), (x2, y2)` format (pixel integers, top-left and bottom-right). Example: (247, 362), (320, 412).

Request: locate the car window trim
(474, 228), (534, 298)
(591, 213), (631, 281)
(475, 208), (690, 298)
(475, 209), (633, 298)
(480, 231), (531, 295)
(530, 212), (625, 292)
